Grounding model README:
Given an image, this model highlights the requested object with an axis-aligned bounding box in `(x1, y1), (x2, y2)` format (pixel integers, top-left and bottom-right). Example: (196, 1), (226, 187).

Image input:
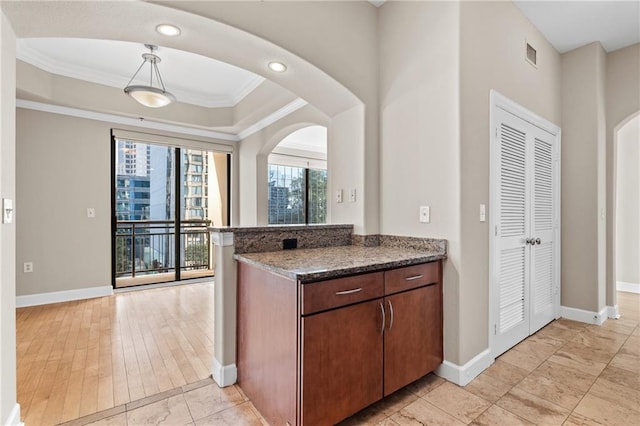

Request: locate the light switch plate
(3, 198), (13, 224)
(419, 206), (430, 223)
(480, 204), (486, 222)
(87, 207), (96, 218)
(349, 189), (356, 203)
(336, 189), (343, 203)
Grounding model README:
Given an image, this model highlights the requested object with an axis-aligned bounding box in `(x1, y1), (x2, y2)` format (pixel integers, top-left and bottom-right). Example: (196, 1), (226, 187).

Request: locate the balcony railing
(115, 219), (213, 279)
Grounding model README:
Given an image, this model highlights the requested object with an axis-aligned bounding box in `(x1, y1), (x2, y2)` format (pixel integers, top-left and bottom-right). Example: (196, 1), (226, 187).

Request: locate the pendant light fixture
(124, 44), (175, 108)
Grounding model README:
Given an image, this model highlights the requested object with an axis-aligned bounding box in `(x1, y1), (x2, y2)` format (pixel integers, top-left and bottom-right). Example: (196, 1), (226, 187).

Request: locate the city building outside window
(268, 164), (327, 225)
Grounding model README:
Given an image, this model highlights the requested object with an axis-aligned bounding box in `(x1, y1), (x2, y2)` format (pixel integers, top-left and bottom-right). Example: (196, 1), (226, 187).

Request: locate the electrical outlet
(87, 207), (96, 218)
(336, 189), (343, 203)
(24, 262), (33, 273)
(419, 206), (430, 223)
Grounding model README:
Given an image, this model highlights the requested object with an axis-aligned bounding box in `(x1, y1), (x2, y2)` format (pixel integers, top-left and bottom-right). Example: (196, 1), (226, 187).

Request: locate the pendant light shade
(124, 44), (175, 108)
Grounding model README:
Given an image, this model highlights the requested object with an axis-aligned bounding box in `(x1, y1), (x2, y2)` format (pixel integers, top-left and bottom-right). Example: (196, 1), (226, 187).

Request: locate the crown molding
(230, 75), (266, 105)
(237, 98), (308, 140)
(17, 99), (240, 141)
(17, 97), (309, 143)
(17, 40), (263, 108)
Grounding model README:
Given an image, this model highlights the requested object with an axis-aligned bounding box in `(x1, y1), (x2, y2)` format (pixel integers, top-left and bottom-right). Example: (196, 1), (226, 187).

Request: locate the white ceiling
(513, 1), (640, 53)
(16, 2), (640, 113)
(370, 1), (640, 54)
(12, 1), (639, 126)
(17, 38), (265, 108)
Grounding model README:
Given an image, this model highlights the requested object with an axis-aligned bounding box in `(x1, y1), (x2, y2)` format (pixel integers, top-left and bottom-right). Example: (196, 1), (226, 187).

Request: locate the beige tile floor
(59, 291), (639, 426)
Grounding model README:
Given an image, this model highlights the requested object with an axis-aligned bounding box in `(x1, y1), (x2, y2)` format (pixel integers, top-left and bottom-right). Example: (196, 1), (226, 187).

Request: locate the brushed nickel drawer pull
(387, 300), (394, 330)
(405, 274), (424, 281)
(379, 302), (386, 334)
(335, 287), (363, 295)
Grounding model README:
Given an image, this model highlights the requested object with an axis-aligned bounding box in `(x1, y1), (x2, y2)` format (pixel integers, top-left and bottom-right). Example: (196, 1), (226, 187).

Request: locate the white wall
(458, 1), (561, 364)
(561, 43), (608, 312)
(606, 43), (640, 304)
(5, 0), (376, 233)
(237, 105), (329, 226)
(0, 11), (18, 425)
(15, 108), (235, 297)
(378, 0), (461, 363)
(162, 1), (380, 235)
(17, 109), (111, 296)
(328, 105), (366, 233)
(378, 1), (561, 366)
(616, 116), (640, 285)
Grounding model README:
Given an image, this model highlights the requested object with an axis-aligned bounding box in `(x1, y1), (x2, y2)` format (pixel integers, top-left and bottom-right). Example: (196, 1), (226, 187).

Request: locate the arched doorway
(267, 125), (328, 225)
(615, 114), (640, 295)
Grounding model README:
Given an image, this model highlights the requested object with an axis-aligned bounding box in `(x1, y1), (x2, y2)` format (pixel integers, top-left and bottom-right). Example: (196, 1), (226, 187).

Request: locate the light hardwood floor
(16, 282), (215, 425)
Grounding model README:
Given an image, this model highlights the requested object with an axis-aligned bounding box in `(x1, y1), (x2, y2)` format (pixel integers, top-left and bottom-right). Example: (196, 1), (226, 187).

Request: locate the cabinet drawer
(301, 272), (384, 315)
(384, 261), (440, 295)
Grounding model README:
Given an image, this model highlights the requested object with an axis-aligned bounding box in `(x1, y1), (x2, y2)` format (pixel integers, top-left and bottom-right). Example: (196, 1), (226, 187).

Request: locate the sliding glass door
(178, 148), (229, 280)
(112, 137), (229, 288)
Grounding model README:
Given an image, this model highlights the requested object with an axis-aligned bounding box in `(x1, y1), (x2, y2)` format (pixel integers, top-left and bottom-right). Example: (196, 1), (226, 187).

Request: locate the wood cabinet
(237, 259), (443, 426)
(383, 283), (443, 395)
(302, 299), (383, 425)
(237, 262), (298, 426)
(382, 262), (443, 396)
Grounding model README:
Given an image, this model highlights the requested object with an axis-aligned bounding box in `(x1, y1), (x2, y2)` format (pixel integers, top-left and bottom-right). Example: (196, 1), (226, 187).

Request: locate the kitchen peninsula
(213, 224), (446, 426)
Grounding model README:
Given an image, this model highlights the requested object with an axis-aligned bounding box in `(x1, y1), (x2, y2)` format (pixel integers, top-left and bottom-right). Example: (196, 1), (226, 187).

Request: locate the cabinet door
(384, 284), (442, 396)
(301, 299), (384, 426)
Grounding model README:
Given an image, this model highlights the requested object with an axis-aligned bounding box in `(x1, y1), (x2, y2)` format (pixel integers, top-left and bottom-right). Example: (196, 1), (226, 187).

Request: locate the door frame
(488, 90), (562, 358)
(110, 130), (232, 289)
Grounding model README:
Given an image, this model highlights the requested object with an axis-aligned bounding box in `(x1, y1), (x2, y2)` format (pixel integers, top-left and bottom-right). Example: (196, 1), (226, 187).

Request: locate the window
(307, 169), (327, 224)
(113, 137), (231, 288)
(268, 164), (327, 225)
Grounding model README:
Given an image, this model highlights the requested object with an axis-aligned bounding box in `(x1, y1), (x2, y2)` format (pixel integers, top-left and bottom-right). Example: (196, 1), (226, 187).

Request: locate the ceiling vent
(526, 42), (537, 67)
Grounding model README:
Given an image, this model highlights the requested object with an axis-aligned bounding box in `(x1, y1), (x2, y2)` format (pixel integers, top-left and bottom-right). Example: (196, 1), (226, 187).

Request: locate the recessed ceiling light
(156, 24), (181, 37)
(268, 61), (287, 73)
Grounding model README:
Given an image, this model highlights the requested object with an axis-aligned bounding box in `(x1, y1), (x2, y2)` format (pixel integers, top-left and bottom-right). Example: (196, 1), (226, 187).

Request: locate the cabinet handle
(379, 302), (386, 334)
(335, 287), (363, 295)
(387, 300), (394, 330)
(405, 274), (423, 281)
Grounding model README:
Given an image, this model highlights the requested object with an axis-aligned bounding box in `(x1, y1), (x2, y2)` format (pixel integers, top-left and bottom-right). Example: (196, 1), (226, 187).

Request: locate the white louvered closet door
(529, 131), (558, 333)
(491, 102), (559, 358)
(493, 108), (531, 357)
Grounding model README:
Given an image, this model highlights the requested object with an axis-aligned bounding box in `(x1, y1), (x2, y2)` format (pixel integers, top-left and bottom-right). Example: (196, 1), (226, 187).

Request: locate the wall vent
(526, 42), (537, 67)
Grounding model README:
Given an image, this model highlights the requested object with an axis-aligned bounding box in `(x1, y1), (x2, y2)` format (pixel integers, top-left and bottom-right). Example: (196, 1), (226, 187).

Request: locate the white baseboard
(3, 403), (23, 426)
(212, 357), (237, 388)
(560, 305), (608, 325)
(607, 304), (620, 319)
(617, 281), (640, 294)
(16, 286), (113, 308)
(435, 349), (493, 386)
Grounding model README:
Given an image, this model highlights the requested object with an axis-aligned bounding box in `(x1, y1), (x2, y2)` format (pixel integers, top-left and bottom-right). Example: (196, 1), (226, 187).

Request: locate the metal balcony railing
(115, 219), (212, 278)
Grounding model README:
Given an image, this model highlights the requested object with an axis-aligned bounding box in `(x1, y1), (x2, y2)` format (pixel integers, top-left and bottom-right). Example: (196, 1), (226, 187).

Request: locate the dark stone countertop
(234, 245), (446, 283)
(209, 224), (353, 233)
